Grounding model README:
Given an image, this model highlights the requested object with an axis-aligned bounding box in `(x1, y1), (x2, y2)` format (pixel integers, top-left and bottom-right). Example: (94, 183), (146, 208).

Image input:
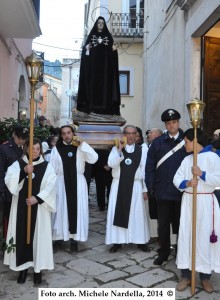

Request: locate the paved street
(0, 181), (220, 300)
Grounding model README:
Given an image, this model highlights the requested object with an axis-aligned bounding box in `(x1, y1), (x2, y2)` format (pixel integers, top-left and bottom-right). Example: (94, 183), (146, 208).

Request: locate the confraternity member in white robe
(105, 125), (150, 253)
(50, 125), (98, 252)
(173, 128), (220, 294)
(4, 139), (56, 285)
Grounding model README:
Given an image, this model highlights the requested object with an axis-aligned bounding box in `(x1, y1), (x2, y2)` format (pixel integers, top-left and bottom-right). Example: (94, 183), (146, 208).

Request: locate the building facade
(34, 74), (62, 127)
(60, 58), (80, 126)
(0, 0), (41, 120)
(144, 0), (220, 139)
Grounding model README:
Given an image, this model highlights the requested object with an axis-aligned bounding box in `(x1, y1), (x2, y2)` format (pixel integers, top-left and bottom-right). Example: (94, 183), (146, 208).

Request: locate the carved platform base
(72, 110), (126, 126)
(75, 123), (124, 150)
(73, 110), (126, 150)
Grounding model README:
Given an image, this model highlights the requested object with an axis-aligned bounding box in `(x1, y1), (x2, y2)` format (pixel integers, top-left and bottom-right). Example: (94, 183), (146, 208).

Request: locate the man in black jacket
(0, 126), (28, 240)
(146, 109), (187, 265)
(93, 149), (112, 211)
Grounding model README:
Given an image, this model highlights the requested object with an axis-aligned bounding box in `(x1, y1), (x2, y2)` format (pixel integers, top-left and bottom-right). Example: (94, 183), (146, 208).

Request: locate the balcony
(177, 0), (197, 12)
(0, 0), (41, 38)
(110, 13), (144, 43)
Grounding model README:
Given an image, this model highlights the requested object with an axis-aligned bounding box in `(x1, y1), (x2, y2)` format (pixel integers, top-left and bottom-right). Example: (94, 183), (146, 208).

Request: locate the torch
(25, 51), (43, 244)
(186, 98), (205, 295)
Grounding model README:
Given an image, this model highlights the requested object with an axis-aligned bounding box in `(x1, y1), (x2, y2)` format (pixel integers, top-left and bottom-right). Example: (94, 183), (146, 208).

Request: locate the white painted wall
(143, 0), (220, 133)
(0, 38), (32, 120)
(144, 1), (185, 132)
(119, 43), (144, 128)
(60, 59), (80, 126)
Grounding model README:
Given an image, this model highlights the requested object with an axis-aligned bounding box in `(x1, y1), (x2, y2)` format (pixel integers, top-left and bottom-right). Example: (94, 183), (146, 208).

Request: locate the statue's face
(97, 19), (104, 32)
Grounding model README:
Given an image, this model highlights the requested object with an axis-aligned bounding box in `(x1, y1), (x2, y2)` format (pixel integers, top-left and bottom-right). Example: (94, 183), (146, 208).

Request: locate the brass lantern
(186, 98), (206, 128)
(25, 51), (43, 87)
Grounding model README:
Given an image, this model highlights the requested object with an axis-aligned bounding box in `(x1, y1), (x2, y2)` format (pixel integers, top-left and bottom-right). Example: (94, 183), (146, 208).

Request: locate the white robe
(4, 155), (56, 272)
(173, 151), (220, 274)
(105, 144), (150, 244)
(50, 142), (98, 242)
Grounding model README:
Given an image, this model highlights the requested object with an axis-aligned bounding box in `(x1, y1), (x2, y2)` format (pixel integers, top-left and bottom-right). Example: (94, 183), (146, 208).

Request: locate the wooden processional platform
(73, 111), (126, 150)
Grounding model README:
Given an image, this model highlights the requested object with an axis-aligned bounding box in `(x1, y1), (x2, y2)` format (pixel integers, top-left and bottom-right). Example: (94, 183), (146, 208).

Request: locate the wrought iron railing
(110, 13), (144, 37)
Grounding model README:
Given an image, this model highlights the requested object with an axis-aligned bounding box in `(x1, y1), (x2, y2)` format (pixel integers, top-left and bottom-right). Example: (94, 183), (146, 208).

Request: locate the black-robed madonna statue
(77, 16), (121, 116)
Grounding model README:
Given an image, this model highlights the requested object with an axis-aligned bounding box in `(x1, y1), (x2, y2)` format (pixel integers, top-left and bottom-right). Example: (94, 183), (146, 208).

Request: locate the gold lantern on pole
(186, 98), (205, 295)
(25, 51), (43, 244)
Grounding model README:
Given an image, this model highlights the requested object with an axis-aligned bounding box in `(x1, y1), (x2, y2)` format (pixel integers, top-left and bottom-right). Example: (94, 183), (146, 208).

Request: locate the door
(129, 0), (144, 29)
(122, 0), (144, 34)
(203, 36), (220, 139)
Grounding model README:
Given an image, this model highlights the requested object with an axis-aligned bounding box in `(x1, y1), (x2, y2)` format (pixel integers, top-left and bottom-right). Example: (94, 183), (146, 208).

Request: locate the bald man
(147, 128), (163, 146)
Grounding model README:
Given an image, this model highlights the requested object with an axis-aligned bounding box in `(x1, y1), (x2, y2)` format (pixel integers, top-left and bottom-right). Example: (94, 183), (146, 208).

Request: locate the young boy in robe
(4, 139), (56, 285)
(173, 128), (220, 293)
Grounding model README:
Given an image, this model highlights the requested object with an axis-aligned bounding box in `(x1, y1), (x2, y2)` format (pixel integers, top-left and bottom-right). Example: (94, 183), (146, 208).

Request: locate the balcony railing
(110, 13), (144, 38)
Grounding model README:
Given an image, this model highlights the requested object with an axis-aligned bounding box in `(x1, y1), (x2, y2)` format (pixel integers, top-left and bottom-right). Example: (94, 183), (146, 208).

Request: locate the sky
(33, 0), (86, 62)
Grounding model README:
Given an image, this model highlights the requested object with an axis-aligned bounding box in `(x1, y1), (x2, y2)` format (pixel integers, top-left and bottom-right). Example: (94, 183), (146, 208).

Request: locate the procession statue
(76, 16), (121, 117)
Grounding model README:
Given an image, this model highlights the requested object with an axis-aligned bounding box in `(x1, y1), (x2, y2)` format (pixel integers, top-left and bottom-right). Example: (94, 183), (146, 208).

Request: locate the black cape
(77, 16), (121, 115)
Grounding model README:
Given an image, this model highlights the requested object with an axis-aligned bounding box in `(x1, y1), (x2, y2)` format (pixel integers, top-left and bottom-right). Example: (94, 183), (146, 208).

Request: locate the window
(119, 67), (134, 96)
(129, 0), (144, 29)
(119, 71), (130, 95)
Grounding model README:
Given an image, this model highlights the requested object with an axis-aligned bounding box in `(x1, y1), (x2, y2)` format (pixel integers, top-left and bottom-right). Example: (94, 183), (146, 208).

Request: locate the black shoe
(148, 237), (159, 244)
(70, 240), (78, 252)
(137, 244), (151, 252)
(53, 240), (62, 252)
(153, 256), (167, 265)
(109, 244), (121, 253)
(33, 272), (42, 285)
(17, 269), (28, 284)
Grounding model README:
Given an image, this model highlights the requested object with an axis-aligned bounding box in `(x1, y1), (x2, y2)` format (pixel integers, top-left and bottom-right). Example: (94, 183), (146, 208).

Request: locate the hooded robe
(3, 155), (56, 272)
(77, 16), (121, 115)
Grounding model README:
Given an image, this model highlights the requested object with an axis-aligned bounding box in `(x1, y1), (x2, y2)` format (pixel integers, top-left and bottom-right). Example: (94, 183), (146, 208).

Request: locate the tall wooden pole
(25, 51), (43, 244)
(27, 85), (35, 244)
(191, 126), (197, 295)
(186, 98), (205, 296)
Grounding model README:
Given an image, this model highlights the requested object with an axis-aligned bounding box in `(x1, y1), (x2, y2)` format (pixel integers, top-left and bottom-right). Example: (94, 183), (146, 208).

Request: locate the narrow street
(0, 181), (220, 300)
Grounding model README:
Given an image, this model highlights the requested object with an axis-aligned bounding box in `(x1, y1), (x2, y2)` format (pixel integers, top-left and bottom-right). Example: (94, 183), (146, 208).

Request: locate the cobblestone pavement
(0, 180), (220, 300)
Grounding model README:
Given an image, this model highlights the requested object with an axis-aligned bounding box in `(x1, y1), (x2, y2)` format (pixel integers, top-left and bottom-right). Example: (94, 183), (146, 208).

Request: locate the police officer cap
(13, 125), (29, 139)
(161, 109), (181, 122)
(38, 115), (47, 121)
